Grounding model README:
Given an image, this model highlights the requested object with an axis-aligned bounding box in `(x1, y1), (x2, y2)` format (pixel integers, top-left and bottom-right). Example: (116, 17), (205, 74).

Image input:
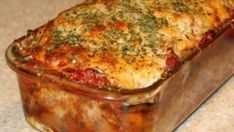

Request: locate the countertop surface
(0, 0), (233, 132)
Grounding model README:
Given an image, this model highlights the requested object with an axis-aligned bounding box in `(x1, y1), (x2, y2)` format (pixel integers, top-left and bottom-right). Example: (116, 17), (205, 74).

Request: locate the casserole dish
(6, 27), (234, 132)
(5, 0), (234, 131)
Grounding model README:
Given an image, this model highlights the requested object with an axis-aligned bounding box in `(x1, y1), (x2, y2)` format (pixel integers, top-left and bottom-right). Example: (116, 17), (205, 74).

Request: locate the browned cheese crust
(13, 0), (234, 89)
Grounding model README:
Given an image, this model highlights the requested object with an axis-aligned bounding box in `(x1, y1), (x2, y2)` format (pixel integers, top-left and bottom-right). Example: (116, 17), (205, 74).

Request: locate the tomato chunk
(66, 67), (109, 87)
(166, 48), (180, 70)
(166, 55), (179, 69)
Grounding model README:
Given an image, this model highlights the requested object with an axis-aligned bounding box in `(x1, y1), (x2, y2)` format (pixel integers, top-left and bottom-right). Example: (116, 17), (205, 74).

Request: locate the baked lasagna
(13, 0), (234, 90)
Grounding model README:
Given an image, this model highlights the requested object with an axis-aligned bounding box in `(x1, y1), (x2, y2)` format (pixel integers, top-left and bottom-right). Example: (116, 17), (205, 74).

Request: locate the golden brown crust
(13, 0), (234, 89)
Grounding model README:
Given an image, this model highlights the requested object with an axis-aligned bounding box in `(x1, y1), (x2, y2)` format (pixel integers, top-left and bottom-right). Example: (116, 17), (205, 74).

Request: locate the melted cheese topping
(14, 0), (234, 89)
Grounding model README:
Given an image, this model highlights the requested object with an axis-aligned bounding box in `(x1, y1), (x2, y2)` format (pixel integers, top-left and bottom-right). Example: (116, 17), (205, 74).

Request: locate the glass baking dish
(6, 26), (234, 132)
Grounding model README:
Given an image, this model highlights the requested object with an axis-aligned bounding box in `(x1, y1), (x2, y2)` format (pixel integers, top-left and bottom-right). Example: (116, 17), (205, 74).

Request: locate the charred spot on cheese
(198, 30), (216, 49)
(12, 0), (234, 89)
